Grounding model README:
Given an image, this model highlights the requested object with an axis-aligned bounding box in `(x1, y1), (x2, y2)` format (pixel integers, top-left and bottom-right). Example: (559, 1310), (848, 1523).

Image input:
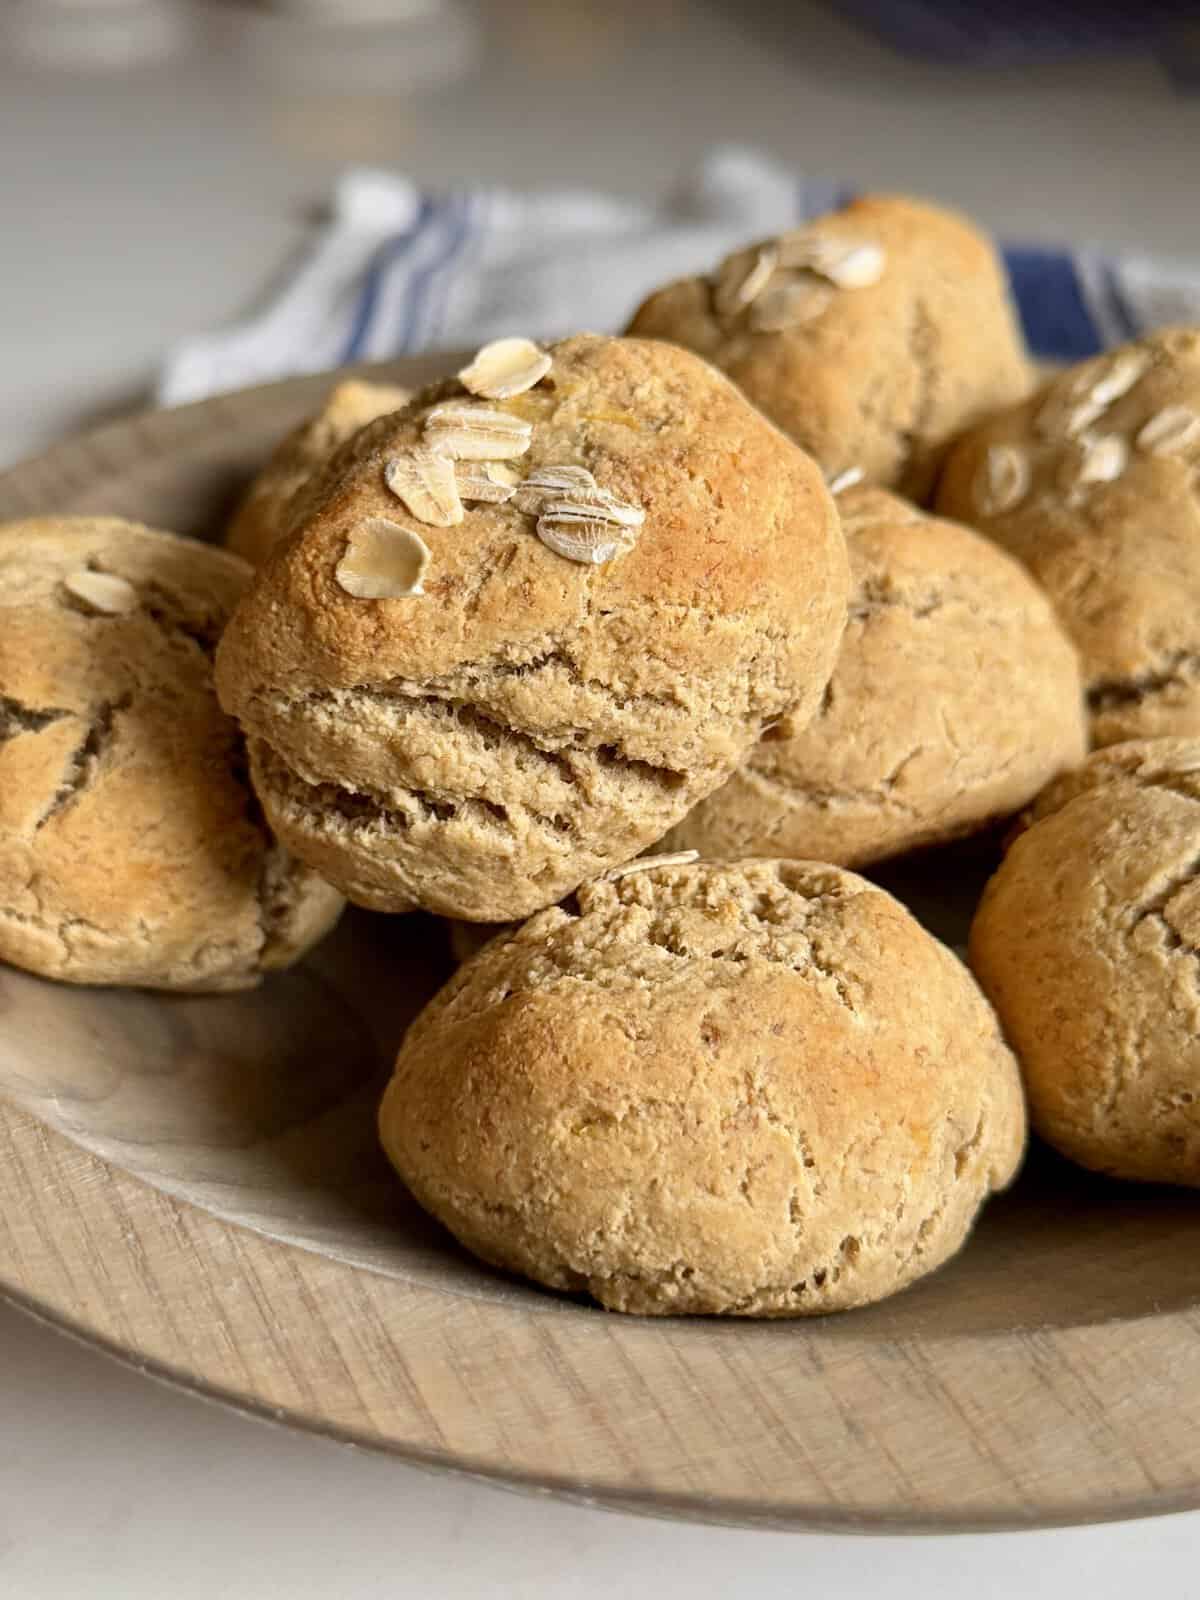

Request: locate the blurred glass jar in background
(224, 0), (476, 106)
(2, 0), (194, 70)
(3, 0), (471, 87)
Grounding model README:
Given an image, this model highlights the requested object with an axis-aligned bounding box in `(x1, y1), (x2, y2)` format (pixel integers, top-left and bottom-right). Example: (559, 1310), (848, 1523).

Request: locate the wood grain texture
(1, 362), (1199, 1531)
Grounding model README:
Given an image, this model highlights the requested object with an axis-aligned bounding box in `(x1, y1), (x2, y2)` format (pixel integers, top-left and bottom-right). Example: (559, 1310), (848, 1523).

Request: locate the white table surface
(2, 2), (1199, 1593)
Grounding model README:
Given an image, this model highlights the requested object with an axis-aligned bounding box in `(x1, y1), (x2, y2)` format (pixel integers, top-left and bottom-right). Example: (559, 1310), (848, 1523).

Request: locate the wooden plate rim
(2, 367), (1200, 1534)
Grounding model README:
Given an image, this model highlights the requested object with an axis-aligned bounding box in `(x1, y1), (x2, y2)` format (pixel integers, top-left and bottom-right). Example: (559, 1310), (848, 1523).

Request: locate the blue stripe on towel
(1002, 247), (1104, 361)
(340, 196), (438, 364)
(796, 176), (846, 222)
(400, 194), (474, 350)
(415, 193), (481, 349)
(1100, 260), (1140, 342)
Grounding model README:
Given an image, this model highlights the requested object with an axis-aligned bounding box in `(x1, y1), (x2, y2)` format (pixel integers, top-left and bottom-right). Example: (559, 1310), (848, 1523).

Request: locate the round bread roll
(970, 738), (1200, 1186)
(664, 487), (1087, 867)
(216, 334), (849, 923)
(626, 194), (1032, 501)
(381, 857), (1026, 1316)
(0, 517), (343, 991)
(936, 328), (1200, 748)
(226, 377), (410, 567)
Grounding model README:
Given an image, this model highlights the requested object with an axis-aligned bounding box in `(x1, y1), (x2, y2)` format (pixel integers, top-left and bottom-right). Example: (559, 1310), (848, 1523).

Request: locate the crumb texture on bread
(627, 194), (1032, 499)
(970, 737), (1200, 1185)
(382, 858), (1026, 1316)
(226, 378), (411, 567)
(217, 335), (849, 920)
(937, 328), (1200, 748)
(0, 516), (342, 991)
(666, 487), (1086, 866)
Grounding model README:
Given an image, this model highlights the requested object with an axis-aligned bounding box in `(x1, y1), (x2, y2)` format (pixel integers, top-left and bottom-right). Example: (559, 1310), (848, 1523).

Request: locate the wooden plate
(2, 358), (1199, 1533)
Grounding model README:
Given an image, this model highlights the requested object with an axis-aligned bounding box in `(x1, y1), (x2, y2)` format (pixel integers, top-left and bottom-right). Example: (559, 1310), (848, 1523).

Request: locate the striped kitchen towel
(159, 147), (1200, 406)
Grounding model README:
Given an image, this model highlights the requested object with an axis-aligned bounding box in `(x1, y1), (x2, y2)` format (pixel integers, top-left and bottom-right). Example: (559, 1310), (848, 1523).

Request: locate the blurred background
(2, 0), (1199, 463)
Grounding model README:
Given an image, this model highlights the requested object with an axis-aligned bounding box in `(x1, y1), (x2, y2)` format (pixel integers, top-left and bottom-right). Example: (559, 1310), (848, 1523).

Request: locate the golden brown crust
(216, 335), (850, 921)
(226, 379), (410, 567)
(666, 488), (1086, 866)
(626, 195), (1032, 500)
(0, 517), (343, 991)
(381, 858), (1026, 1316)
(936, 328), (1200, 748)
(969, 738), (1200, 1185)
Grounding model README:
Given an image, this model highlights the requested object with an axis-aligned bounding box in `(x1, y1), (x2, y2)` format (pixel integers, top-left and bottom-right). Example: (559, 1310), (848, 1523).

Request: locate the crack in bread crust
(1031, 740), (1200, 825)
(0, 693), (70, 743)
(970, 737), (1200, 1183)
(297, 684), (688, 794)
(384, 858), (1025, 1316)
(625, 199), (1032, 498)
(33, 694), (131, 832)
(234, 609), (805, 864)
(1087, 649), (1200, 712)
(0, 518), (343, 989)
(893, 295), (939, 490)
(735, 761), (923, 821)
(215, 335), (851, 919)
(407, 861), (874, 1042)
(935, 331), (1200, 748)
(667, 488), (1086, 869)
(253, 738), (577, 841)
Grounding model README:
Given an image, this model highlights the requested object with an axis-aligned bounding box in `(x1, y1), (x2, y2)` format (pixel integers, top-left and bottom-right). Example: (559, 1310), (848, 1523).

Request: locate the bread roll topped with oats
(0, 517), (343, 991)
(381, 857), (1026, 1316)
(937, 327), (1200, 748)
(215, 334), (849, 922)
(227, 377), (411, 567)
(664, 486), (1086, 867)
(626, 195), (1032, 501)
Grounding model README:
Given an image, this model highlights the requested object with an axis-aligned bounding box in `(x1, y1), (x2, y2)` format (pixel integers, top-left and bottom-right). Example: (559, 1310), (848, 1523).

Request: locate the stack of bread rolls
(5, 193), (1199, 1317)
